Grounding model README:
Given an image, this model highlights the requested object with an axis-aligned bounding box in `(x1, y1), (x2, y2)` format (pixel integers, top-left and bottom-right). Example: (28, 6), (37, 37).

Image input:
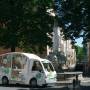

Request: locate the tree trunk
(11, 46), (15, 52)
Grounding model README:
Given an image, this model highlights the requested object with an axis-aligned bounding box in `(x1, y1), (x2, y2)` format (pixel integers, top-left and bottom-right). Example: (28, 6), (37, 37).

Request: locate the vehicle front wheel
(30, 79), (37, 87)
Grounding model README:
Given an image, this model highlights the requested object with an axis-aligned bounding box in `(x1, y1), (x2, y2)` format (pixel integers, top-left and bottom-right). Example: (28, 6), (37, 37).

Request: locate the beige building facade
(47, 26), (76, 70)
(87, 42), (90, 69)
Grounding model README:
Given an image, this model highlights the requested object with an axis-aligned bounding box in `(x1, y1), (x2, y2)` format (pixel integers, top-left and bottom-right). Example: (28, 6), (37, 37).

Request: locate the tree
(75, 45), (84, 62)
(0, 0), (54, 53)
(54, 0), (90, 44)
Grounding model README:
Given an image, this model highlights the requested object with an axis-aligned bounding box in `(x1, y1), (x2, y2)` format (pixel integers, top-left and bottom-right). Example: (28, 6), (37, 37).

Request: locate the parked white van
(0, 52), (57, 87)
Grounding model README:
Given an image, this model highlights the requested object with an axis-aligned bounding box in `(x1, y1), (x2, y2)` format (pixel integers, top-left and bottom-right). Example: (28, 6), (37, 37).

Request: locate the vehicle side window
(22, 55), (27, 69)
(2, 54), (11, 68)
(32, 61), (43, 71)
(0, 56), (3, 66)
(12, 54), (27, 69)
(12, 54), (22, 69)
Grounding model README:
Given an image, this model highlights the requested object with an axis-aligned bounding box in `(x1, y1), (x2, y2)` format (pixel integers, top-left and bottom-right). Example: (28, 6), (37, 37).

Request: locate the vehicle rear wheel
(2, 77), (9, 85)
(43, 84), (47, 87)
(30, 79), (37, 87)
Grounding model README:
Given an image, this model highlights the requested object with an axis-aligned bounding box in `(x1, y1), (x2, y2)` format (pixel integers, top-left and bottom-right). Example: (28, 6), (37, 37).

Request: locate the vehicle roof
(22, 53), (41, 60)
(0, 52), (41, 61)
(0, 52), (51, 62)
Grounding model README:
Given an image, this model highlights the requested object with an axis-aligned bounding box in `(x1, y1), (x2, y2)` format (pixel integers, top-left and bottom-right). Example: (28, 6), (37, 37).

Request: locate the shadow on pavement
(17, 87), (68, 90)
(0, 84), (90, 90)
(0, 84), (29, 88)
(81, 85), (90, 90)
(0, 84), (68, 90)
(0, 84), (51, 89)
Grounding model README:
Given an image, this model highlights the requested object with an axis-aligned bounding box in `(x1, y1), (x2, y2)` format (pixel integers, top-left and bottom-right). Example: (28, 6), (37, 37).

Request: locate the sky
(75, 37), (83, 47)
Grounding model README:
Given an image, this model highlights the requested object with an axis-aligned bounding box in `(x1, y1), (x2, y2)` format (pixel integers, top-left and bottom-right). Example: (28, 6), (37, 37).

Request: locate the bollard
(72, 79), (76, 90)
(68, 79), (80, 90)
(72, 79), (80, 90)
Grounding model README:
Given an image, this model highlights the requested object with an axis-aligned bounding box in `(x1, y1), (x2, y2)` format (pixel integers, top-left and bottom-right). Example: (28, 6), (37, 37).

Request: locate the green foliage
(75, 45), (85, 62)
(54, 0), (90, 44)
(0, 0), (54, 52)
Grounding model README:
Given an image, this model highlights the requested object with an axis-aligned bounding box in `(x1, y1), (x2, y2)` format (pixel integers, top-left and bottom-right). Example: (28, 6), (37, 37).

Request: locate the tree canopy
(0, 0), (54, 52)
(1, 0), (89, 53)
(54, 0), (90, 44)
